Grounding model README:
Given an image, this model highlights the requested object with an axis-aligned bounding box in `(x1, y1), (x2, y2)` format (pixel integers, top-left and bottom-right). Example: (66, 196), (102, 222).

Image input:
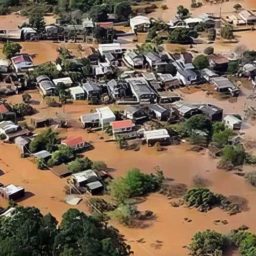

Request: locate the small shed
(71, 169), (99, 187)
(53, 77), (73, 87)
(33, 150), (51, 159)
(14, 136), (30, 155)
(224, 115), (242, 130)
(86, 180), (104, 195)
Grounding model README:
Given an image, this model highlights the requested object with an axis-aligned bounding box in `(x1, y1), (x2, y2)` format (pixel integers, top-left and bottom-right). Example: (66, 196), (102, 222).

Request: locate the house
(201, 68), (219, 82)
(53, 77), (73, 87)
(0, 104), (16, 122)
(158, 91), (182, 104)
(71, 169), (103, 195)
(0, 120), (19, 136)
(96, 107), (116, 129)
(148, 104), (170, 121)
(211, 77), (240, 96)
(69, 86), (85, 100)
(172, 101), (201, 118)
(93, 62), (114, 77)
(123, 51), (144, 68)
(37, 76), (56, 96)
(209, 54), (229, 72)
(130, 16), (150, 33)
(144, 52), (164, 69)
(198, 104), (223, 121)
(14, 136), (30, 155)
(0, 121), (30, 141)
(80, 113), (100, 128)
(144, 129), (170, 146)
(0, 59), (9, 73)
(21, 27), (37, 40)
(111, 119), (136, 139)
(51, 164), (71, 178)
(175, 67), (198, 85)
(0, 29), (21, 40)
(82, 81), (101, 102)
(239, 10), (256, 24)
(107, 79), (131, 100)
(158, 73), (180, 89)
(98, 43), (123, 56)
(61, 136), (90, 151)
(184, 17), (203, 28)
(33, 150), (51, 160)
(11, 54), (33, 73)
(126, 77), (157, 103)
(0, 184), (25, 200)
(124, 105), (148, 122)
(224, 115), (242, 130)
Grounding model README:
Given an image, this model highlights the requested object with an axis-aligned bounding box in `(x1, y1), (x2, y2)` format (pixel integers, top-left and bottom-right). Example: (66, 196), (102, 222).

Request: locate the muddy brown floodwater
(2, 87), (256, 255)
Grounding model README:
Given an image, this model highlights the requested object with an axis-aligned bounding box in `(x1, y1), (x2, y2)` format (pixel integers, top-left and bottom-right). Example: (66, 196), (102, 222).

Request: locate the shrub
(227, 60), (239, 74)
(3, 42), (21, 58)
(109, 168), (164, 203)
(204, 46), (214, 55)
(108, 203), (137, 226)
(193, 54), (209, 70)
(221, 25), (234, 40)
(92, 161), (107, 171)
(48, 145), (75, 166)
(68, 157), (92, 173)
(161, 5), (168, 10)
(189, 230), (228, 256)
(29, 128), (59, 153)
(245, 171), (256, 187)
(221, 144), (246, 167)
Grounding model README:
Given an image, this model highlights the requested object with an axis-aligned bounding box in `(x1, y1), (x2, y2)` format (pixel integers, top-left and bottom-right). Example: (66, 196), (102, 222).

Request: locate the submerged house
(69, 86), (85, 100)
(211, 77), (240, 96)
(239, 10), (256, 24)
(224, 115), (242, 130)
(130, 16), (150, 33)
(198, 104), (223, 121)
(209, 54), (229, 72)
(148, 104), (170, 121)
(61, 136), (90, 151)
(144, 129), (170, 146)
(107, 79), (131, 100)
(126, 77), (157, 103)
(123, 51), (144, 68)
(0, 184), (25, 201)
(96, 107), (116, 129)
(37, 76), (56, 96)
(111, 119), (136, 139)
(11, 54), (33, 73)
(124, 105), (148, 122)
(172, 101), (201, 118)
(82, 81), (101, 102)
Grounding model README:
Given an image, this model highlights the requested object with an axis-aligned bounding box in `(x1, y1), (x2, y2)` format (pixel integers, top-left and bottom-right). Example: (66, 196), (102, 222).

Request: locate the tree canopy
(0, 206), (132, 256)
(192, 54), (209, 70)
(3, 42), (21, 58)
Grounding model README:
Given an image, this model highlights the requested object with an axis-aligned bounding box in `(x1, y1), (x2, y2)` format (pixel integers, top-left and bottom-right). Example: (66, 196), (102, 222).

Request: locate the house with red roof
(111, 119), (137, 139)
(61, 136), (91, 151)
(11, 54), (33, 73)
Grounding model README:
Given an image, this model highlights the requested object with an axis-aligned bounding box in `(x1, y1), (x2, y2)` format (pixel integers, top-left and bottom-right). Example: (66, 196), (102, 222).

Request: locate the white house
(69, 86), (85, 100)
(130, 16), (150, 32)
(53, 77), (73, 87)
(224, 115), (242, 130)
(96, 107), (116, 129)
(123, 51), (144, 68)
(0, 59), (9, 73)
(144, 129), (170, 145)
(98, 43), (123, 56)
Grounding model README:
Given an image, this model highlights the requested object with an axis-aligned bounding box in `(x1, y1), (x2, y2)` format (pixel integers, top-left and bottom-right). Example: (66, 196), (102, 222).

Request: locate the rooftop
(62, 136), (85, 148)
(111, 119), (135, 130)
(72, 169), (98, 183)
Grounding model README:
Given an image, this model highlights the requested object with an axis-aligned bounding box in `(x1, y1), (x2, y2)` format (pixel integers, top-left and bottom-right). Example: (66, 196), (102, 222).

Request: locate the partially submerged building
(144, 129), (170, 146)
(224, 114), (242, 130)
(211, 77), (240, 96)
(11, 54), (33, 73)
(111, 119), (136, 139)
(126, 77), (157, 103)
(130, 16), (150, 33)
(0, 184), (25, 201)
(123, 51), (144, 68)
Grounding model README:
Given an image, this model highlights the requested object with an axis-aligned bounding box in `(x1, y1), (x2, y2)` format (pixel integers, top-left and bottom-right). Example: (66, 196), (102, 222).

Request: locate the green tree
(245, 171), (256, 187)
(29, 11), (46, 33)
(29, 128), (59, 153)
(184, 114), (212, 135)
(193, 54), (209, 70)
(22, 92), (32, 103)
(92, 161), (107, 171)
(68, 157), (92, 173)
(48, 145), (75, 166)
(221, 25), (234, 40)
(221, 144), (246, 167)
(169, 27), (192, 44)
(3, 41), (21, 58)
(90, 5), (108, 22)
(177, 5), (189, 18)
(31, 62), (60, 79)
(212, 127), (233, 148)
(114, 2), (132, 21)
(233, 3), (242, 12)
(11, 103), (34, 117)
(189, 230), (227, 256)
(204, 46), (214, 55)
(227, 60), (239, 74)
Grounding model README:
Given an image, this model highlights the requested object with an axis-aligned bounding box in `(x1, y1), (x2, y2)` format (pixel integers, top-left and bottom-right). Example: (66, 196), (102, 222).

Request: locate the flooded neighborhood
(0, 0), (256, 255)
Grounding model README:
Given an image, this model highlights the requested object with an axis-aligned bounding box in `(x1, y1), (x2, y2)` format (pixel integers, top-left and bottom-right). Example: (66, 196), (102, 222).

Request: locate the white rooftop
(144, 129), (170, 140)
(96, 107), (115, 120)
(69, 86), (84, 95)
(72, 169), (98, 183)
(1, 184), (24, 196)
(53, 77), (72, 86)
